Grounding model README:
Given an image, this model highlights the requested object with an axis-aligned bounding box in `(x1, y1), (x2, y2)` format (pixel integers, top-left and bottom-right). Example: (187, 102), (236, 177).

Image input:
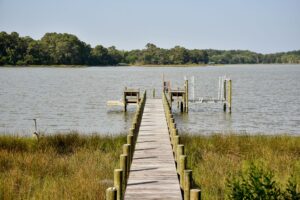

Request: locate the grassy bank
(1, 133), (299, 199)
(181, 134), (300, 199)
(0, 133), (126, 200)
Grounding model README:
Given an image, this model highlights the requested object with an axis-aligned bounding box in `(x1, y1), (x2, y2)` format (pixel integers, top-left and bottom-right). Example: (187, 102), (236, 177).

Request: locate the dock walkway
(124, 99), (182, 200)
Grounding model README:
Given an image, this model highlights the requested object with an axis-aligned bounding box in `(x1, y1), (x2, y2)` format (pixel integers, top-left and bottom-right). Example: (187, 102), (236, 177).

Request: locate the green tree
(169, 46), (189, 64)
(107, 46), (123, 65)
(90, 45), (109, 65)
(40, 32), (90, 65)
(24, 41), (49, 65)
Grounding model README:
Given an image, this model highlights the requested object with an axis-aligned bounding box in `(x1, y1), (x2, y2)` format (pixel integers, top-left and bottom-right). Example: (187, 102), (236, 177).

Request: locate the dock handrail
(163, 91), (201, 200)
(106, 90), (147, 200)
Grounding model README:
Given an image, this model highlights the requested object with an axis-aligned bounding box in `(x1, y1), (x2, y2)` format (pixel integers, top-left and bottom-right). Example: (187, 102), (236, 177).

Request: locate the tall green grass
(181, 134), (300, 199)
(1, 133), (299, 199)
(0, 132), (126, 200)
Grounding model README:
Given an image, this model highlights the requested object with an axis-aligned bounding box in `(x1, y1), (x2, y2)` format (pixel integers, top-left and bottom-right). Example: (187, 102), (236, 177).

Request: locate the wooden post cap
(190, 189), (201, 200)
(106, 187), (117, 200)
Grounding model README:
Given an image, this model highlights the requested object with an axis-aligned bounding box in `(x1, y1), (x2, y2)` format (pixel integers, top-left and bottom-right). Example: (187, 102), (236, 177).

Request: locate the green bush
(227, 163), (299, 199)
(284, 177), (300, 200)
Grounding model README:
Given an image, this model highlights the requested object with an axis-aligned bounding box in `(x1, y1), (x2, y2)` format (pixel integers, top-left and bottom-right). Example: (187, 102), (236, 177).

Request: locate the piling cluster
(163, 92), (201, 200)
(106, 91), (147, 200)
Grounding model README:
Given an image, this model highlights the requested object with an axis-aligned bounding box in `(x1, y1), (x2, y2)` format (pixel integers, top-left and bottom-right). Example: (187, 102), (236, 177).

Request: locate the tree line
(1, 31), (299, 66)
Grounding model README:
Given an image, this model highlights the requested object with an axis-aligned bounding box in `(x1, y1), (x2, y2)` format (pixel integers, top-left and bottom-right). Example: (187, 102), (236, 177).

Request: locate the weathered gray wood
(125, 99), (182, 200)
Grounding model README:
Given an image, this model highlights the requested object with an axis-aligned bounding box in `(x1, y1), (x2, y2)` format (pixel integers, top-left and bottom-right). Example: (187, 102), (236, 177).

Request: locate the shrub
(226, 163), (300, 199)
(284, 176), (300, 200)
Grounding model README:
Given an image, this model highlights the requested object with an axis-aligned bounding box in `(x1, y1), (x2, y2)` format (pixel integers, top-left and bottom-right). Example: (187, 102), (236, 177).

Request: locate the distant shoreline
(1, 63), (300, 68)
(1, 32), (299, 67)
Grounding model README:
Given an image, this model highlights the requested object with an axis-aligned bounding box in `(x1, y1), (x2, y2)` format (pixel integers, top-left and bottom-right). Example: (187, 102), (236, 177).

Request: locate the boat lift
(163, 75), (232, 113)
(189, 75), (232, 113)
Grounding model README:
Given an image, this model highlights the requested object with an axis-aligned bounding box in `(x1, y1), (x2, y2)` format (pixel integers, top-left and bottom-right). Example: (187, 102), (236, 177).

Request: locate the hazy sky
(0, 0), (299, 53)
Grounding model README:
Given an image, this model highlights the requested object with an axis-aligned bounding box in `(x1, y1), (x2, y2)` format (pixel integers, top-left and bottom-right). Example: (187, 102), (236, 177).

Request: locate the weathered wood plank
(125, 99), (182, 200)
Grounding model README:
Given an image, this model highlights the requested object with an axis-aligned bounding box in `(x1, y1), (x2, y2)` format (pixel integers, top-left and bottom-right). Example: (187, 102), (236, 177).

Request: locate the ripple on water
(0, 65), (299, 135)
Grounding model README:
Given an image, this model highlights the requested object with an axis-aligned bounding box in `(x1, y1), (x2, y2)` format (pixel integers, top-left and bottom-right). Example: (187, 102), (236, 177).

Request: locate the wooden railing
(106, 91), (147, 200)
(163, 91), (201, 200)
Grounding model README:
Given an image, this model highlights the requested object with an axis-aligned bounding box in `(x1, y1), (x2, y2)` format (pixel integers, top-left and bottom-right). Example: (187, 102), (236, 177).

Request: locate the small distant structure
(107, 87), (140, 112)
(163, 74), (189, 113)
(190, 76), (232, 113)
(32, 118), (40, 140)
(163, 75), (232, 113)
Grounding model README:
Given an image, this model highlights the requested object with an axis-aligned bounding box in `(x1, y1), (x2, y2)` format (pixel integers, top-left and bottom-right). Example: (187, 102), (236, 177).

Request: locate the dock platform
(124, 99), (182, 200)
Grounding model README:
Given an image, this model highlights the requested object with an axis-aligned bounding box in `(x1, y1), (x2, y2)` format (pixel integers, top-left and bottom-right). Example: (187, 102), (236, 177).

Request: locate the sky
(0, 0), (299, 53)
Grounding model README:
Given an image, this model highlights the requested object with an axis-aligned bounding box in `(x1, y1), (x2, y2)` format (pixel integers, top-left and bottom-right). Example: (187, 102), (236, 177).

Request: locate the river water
(0, 65), (299, 135)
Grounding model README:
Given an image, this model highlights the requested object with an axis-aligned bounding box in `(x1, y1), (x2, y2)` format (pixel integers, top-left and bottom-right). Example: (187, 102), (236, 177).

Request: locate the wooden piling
(129, 128), (135, 141)
(131, 122), (137, 132)
(185, 80), (189, 113)
(153, 88), (155, 98)
(176, 145), (184, 172)
(170, 93), (173, 109)
(228, 79), (232, 113)
(120, 154), (128, 185)
(123, 88), (127, 112)
(180, 101), (184, 112)
(106, 187), (117, 200)
(173, 135), (180, 154)
(114, 169), (123, 200)
(223, 80), (227, 112)
(179, 155), (187, 188)
(123, 144), (131, 174)
(169, 114), (173, 124)
(190, 189), (201, 200)
(127, 135), (133, 148)
(171, 127), (177, 144)
(184, 170), (192, 200)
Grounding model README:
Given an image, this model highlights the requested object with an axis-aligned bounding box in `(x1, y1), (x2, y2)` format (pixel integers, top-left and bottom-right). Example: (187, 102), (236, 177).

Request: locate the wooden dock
(124, 99), (182, 200)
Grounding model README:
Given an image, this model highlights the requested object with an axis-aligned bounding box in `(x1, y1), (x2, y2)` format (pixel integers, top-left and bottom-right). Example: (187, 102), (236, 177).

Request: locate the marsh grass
(1, 133), (299, 199)
(0, 132), (126, 200)
(181, 134), (300, 199)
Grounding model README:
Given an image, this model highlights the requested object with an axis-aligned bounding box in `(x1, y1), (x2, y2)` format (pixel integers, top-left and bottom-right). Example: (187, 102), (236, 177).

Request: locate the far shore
(1, 63), (300, 68)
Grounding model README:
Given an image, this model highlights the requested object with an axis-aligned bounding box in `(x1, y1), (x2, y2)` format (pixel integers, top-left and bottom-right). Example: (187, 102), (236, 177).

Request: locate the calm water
(0, 65), (299, 135)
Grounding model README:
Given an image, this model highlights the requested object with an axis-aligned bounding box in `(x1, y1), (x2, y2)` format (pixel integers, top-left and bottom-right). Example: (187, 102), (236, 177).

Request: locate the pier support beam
(228, 79), (232, 113)
(185, 80), (189, 113)
(223, 80), (227, 112)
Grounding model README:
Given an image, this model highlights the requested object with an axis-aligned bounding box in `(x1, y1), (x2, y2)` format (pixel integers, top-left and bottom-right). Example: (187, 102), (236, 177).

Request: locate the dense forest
(1, 31), (300, 66)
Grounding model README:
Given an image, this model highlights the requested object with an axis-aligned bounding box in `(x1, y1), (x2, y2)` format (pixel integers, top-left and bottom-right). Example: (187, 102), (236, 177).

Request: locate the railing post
(190, 189), (201, 200)
(120, 154), (128, 186)
(123, 144), (131, 174)
(127, 135), (134, 151)
(176, 145), (184, 172)
(223, 80), (227, 112)
(228, 79), (232, 113)
(114, 169), (123, 200)
(179, 155), (187, 188)
(184, 170), (192, 200)
(129, 128), (135, 142)
(173, 135), (180, 155)
(106, 187), (117, 200)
